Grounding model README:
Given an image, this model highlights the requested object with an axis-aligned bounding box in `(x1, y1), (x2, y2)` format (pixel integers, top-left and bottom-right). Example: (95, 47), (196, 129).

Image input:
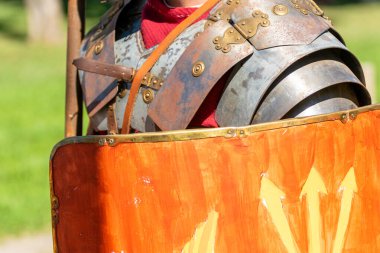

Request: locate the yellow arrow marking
(300, 167), (327, 253)
(332, 167), (357, 253)
(260, 176), (299, 253)
(182, 210), (219, 253)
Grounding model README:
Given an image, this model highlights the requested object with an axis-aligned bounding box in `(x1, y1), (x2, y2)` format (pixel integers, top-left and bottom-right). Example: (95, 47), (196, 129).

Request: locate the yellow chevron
(182, 210), (219, 253)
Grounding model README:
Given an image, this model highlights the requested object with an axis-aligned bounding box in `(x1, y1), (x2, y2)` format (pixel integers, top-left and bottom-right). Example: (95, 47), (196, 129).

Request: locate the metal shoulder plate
(90, 20), (208, 132)
(85, 0), (371, 132)
(79, 0), (145, 121)
(146, 0), (342, 130)
(211, 0), (371, 126)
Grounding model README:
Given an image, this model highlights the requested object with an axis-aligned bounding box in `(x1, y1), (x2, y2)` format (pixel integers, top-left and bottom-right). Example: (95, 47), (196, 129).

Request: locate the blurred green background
(0, 0), (379, 240)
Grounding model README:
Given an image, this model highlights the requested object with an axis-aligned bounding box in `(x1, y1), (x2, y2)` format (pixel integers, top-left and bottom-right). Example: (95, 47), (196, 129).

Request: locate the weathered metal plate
(148, 20), (254, 131)
(50, 105), (380, 253)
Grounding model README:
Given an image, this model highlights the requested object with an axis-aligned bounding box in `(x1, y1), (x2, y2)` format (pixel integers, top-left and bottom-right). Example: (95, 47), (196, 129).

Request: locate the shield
(50, 104), (380, 253)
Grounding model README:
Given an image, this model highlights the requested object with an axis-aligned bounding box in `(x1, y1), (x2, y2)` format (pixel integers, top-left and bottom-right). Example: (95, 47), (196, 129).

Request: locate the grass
(0, 0), (379, 238)
(0, 2), (65, 237)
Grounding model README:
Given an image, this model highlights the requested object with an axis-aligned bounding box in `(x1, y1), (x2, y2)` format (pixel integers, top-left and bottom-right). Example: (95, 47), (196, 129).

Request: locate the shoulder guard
(79, 0), (146, 120)
(79, 0), (371, 133)
(147, 0), (371, 130)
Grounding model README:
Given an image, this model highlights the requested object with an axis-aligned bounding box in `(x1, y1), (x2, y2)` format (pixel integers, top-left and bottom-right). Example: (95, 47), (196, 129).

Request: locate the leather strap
(107, 98), (119, 135)
(120, 0), (221, 134)
(74, 58), (135, 82)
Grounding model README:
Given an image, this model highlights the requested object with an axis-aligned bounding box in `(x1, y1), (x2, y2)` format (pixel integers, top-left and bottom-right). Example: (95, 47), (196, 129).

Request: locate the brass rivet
(98, 138), (106, 145)
(51, 196), (59, 209)
(340, 114), (348, 123)
(301, 9), (308, 15)
(142, 89), (154, 104)
(349, 112), (357, 120)
(94, 40), (104, 55)
(192, 61), (205, 77)
(107, 138), (115, 144)
(273, 4), (289, 16)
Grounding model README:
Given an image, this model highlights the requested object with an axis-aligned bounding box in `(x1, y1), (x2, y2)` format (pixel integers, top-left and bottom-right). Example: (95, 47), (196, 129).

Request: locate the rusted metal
(148, 20), (254, 131)
(65, 0), (85, 137)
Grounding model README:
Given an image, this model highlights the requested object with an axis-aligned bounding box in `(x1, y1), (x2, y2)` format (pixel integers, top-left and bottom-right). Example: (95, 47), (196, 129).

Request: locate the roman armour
(76, 0), (371, 133)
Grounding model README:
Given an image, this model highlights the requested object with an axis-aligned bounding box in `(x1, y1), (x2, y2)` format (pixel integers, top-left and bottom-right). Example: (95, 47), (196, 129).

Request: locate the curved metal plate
(231, 0), (331, 50)
(148, 20), (254, 131)
(216, 32), (358, 127)
(251, 59), (366, 123)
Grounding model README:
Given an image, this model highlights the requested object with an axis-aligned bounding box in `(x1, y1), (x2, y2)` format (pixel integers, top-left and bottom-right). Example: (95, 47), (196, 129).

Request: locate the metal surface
(112, 21), (207, 132)
(234, 10), (270, 39)
(94, 40), (104, 54)
(148, 20), (254, 131)
(141, 72), (164, 90)
(230, 0), (331, 50)
(78, 0), (370, 134)
(213, 27), (245, 53)
(65, 0), (85, 137)
(80, 1), (133, 118)
(251, 59), (369, 123)
(192, 61), (206, 77)
(216, 31), (367, 127)
(273, 4), (288, 16)
(142, 89), (154, 104)
(205, 0), (241, 29)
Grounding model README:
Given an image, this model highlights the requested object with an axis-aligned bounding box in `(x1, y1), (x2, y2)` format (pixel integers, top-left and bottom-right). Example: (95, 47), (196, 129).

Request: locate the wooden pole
(65, 0), (85, 137)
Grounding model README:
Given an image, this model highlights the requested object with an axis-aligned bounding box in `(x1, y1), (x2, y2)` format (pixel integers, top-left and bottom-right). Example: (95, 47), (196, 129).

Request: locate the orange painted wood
(50, 109), (380, 252)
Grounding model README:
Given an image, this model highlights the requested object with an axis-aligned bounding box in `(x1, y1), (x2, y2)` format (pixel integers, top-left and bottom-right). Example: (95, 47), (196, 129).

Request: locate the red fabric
(141, 0), (223, 128)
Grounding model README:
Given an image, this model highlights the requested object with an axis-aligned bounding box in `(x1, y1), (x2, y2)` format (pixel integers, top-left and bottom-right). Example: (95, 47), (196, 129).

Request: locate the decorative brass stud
(142, 89), (154, 104)
(98, 138), (107, 146)
(192, 61), (206, 77)
(273, 4), (289, 16)
(340, 113), (348, 123)
(349, 112), (357, 120)
(94, 40), (104, 55)
(51, 196), (59, 209)
(194, 32), (201, 38)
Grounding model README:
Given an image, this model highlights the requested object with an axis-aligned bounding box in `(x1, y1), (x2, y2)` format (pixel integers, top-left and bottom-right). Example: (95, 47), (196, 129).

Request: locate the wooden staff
(65, 0), (85, 137)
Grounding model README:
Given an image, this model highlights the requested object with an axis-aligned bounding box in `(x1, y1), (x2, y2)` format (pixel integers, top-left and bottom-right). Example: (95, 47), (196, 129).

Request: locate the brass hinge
(141, 73), (164, 90)
(213, 10), (270, 53)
